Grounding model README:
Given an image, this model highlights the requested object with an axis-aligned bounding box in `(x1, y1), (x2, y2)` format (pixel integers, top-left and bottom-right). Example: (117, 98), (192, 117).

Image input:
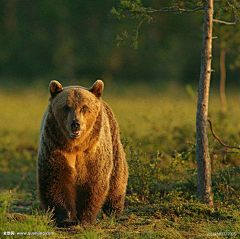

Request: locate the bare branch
(207, 118), (240, 150)
(149, 6), (204, 14)
(213, 16), (240, 25)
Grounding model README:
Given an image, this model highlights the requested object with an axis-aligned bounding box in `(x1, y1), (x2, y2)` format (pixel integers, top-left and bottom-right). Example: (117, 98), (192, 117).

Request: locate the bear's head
(49, 80), (104, 141)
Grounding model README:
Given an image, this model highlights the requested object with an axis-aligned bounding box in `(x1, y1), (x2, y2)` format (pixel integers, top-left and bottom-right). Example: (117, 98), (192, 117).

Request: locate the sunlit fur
(37, 80), (128, 227)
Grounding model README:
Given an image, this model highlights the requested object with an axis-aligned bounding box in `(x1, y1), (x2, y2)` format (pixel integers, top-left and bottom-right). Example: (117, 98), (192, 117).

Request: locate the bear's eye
(81, 105), (88, 114)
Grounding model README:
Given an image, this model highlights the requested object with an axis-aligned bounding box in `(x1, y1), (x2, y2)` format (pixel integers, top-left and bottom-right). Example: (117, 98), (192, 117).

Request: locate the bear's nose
(71, 121), (80, 131)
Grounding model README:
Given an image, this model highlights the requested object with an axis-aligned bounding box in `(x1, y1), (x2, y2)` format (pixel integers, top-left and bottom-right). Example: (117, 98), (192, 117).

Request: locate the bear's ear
(89, 80), (104, 98)
(49, 80), (63, 98)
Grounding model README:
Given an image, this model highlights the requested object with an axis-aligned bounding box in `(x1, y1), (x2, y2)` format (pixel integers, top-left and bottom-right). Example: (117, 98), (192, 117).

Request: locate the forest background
(1, 0), (240, 86)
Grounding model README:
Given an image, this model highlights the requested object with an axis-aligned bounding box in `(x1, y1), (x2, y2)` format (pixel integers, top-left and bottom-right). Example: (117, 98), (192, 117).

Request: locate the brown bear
(37, 80), (128, 227)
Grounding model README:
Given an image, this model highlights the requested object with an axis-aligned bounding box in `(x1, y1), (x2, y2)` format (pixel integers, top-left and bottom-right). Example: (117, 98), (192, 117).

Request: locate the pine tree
(111, 0), (240, 204)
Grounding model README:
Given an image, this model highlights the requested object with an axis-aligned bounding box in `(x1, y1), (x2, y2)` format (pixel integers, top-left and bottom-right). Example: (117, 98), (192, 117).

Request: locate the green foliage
(0, 192), (15, 214)
(0, 192), (57, 238)
(114, 0), (154, 20)
(214, 0), (240, 19)
(212, 164), (240, 204)
(111, 0), (240, 76)
(80, 230), (99, 239)
(1, 84), (240, 237)
(111, 0), (154, 48)
(125, 142), (163, 202)
(1, 0), (240, 82)
(110, 0), (204, 48)
(212, 0), (240, 70)
(170, 0), (203, 9)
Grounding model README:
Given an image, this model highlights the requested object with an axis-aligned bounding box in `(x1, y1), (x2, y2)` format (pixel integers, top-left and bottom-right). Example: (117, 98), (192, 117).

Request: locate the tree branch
(213, 16), (240, 25)
(136, 19), (144, 32)
(207, 118), (240, 150)
(149, 6), (204, 14)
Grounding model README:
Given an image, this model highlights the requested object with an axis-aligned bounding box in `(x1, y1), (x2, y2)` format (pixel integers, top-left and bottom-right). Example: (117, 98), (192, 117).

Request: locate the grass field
(0, 82), (240, 238)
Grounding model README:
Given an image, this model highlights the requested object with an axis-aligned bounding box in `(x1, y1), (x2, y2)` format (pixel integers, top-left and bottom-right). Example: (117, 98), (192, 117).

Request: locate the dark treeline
(0, 0), (239, 84)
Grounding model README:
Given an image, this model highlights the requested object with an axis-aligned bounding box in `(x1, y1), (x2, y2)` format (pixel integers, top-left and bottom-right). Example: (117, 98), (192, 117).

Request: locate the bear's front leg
(38, 153), (78, 227)
(102, 191), (126, 218)
(76, 180), (109, 225)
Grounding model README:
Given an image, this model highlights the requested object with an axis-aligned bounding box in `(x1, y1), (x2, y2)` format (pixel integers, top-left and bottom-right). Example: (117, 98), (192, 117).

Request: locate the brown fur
(37, 80), (128, 227)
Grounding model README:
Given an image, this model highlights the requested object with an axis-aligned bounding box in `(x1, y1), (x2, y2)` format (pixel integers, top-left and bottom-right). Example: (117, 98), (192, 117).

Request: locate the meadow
(0, 81), (240, 238)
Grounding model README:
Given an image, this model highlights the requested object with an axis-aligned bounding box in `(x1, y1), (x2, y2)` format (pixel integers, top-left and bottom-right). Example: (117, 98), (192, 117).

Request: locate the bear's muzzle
(70, 120), (81, 138)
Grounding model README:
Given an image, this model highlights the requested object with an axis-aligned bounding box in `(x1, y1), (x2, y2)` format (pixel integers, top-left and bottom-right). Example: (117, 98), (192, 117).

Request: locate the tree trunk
(220, 49), (227, 115)
(196, 0), (214, 205)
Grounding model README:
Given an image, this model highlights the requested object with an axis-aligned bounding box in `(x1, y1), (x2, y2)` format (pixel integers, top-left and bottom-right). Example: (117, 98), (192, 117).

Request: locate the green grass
(0, 82), (240, 238)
